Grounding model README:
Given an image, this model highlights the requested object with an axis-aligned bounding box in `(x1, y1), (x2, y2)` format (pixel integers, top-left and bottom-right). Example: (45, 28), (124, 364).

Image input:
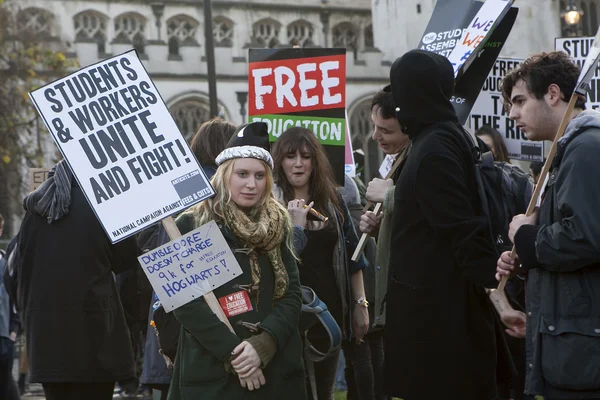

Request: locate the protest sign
(470, 57), (545, 161)
(248, 48), (346, 183)
(556, 36), (600, 110)
(345, 111), (356, 178)
(417, 0), (517, 123)
(447, 0), (513, 78)
(29, 50), (215, 243)
(453, 8), (518, 124)
(138, 220), (243, 312)
(29, 168), (50, 192)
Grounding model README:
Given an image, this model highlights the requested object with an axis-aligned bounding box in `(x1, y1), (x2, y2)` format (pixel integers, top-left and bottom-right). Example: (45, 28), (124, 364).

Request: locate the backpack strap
(300, 286), (342, 362)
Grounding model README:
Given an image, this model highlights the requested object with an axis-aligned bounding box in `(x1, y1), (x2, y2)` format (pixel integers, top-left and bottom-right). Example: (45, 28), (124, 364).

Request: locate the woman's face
(281, 148), (313, 191)
(229, 158), (267, 210)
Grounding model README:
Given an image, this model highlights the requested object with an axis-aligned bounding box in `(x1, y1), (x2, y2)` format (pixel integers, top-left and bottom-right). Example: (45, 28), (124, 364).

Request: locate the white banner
(30, 50), (215, 243)
(138, 221), (243, 312)
(556, 36), (600, 109)
(469, 58), (545, 161)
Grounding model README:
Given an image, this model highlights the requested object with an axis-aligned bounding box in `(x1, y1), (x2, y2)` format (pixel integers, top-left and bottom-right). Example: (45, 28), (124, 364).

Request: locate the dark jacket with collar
(18, 181), (139, 383)
(514, 110), (600, 399)
(384, 50), (511, 399)
(168, 213), (306, 400)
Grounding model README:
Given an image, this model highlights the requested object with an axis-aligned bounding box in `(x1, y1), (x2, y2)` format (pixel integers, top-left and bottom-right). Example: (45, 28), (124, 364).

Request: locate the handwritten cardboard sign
(29, 50), (215, 243)
(447, 0), (513, 77)
(138, 220), (243, 312)
(29, 168), (50, 192)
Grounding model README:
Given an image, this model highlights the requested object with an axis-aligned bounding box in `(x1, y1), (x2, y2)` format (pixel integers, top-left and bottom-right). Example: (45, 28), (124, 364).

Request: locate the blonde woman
(168, 122), (306, 400)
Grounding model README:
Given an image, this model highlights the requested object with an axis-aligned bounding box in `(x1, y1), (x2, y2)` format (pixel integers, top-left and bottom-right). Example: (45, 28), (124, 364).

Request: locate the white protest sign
(29, 50), (215, 243)
(469, 58), (545, 162)
(379, 154), (396, 178)
(556, 35), (600, 109)
(447, 0), (513, 77)
(138, 220), (243, 312)
(344, 111), (356, 178)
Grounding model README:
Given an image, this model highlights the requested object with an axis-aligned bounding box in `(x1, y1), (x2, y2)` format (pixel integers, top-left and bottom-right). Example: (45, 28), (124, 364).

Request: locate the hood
(560, 109), (600, 146)
(390, 49), (458, 138)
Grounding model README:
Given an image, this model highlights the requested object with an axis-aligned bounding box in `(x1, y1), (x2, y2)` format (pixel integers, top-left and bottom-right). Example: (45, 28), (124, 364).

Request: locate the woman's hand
(287, 199), (314, 228)
(239, 368), (266, 391)
(353, 305), (369, 344)
(231, 341), (261, 378)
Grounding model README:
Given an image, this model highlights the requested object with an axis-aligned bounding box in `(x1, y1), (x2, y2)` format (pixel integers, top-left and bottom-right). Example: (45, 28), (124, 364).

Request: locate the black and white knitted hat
(215, 122), (273, 169)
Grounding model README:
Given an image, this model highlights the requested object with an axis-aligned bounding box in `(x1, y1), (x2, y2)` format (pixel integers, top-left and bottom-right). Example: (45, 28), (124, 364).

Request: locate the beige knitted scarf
(223, 201), (289, 304)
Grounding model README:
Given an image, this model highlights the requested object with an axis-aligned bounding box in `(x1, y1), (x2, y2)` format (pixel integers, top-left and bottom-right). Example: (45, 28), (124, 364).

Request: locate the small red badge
(218, 290), (253, 318)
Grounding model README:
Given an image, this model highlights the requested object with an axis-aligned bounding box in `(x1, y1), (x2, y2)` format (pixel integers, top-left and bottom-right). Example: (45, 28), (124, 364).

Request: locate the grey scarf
(23, 160), (74, 223)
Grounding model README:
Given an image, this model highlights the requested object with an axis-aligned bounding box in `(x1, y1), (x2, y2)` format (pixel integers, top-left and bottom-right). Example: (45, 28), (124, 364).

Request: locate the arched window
(287, 20), (315, 47)
(170, 99), (211, 140)
(252, 18), (281, 48)
(213, 16), (234, 47)
(350, 100), (381, 182)
(18, 7), (56, 37)
(364, 24), (374, 48)
(114, 13), (147, 54)
(332, 22), (359, 52)
(166, 15), (199, 57)
(74, 10), (108, 53)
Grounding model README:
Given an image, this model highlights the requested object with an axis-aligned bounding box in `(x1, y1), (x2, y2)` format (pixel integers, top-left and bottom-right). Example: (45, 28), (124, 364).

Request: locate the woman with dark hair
(168, 122), (306, 400)
(189, 118), (237, 177)
(272, 127), (369, 400)
(476, 125), (510, 162)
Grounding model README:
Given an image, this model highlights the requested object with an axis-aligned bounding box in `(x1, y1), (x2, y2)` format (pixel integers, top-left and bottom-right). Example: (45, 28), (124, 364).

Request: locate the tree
(0, 0), (77, 239)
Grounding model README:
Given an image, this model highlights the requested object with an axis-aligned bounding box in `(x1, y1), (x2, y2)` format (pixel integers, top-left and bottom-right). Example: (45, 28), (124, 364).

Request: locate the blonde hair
(183, 159), (297, 256)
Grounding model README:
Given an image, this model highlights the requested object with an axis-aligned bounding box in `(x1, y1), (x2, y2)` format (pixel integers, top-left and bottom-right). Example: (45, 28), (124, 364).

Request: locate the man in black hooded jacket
(383, 49), (511, 399)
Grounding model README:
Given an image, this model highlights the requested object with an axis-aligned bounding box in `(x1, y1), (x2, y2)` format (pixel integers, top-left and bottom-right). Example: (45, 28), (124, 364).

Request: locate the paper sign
(29, 50), (215, 243)
(138, 220), (243, 312)
(417, 0), (518, 124)
(447, 0), (513, 77)
(469, 58), (545, 161)
(378, 154), (396, 178)
(344, 111), (356, 178)
(249, 48), (346, 184)
(556, 36), (600, 110)
(29, 168), (50, 192)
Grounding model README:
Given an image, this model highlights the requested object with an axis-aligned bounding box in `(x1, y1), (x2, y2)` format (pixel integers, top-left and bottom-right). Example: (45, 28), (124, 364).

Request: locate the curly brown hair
(501, 51), (586, 112)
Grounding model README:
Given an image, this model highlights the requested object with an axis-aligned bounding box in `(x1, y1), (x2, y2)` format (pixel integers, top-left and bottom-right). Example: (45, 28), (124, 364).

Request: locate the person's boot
(18, 373), (26, 394)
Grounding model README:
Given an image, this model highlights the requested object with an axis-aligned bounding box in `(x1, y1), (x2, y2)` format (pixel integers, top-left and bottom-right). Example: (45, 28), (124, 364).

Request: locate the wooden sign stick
(161, 216), (234, 333)
(351, 153), (404, 262)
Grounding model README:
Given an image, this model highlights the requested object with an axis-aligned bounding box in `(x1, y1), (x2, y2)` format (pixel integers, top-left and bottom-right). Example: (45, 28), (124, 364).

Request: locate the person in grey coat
(497, 51), (600, 400)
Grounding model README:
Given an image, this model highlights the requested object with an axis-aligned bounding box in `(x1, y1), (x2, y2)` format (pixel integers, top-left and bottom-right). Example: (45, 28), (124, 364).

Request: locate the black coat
(385, 50), (511, 400)
(384, 122), (510, 399)
(18, 182), (140, 383)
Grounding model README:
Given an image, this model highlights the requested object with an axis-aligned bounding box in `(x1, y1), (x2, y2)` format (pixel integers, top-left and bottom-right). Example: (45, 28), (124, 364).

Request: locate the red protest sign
(249, 54), (346, 116)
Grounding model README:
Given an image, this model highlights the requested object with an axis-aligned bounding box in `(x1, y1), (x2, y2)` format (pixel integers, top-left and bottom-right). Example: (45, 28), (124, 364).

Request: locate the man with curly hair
(496, 51), (600, 399)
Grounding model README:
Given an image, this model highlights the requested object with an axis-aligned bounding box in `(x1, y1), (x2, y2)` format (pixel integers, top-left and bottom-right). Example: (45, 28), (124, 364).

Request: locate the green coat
(168, 214), (307, 400)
